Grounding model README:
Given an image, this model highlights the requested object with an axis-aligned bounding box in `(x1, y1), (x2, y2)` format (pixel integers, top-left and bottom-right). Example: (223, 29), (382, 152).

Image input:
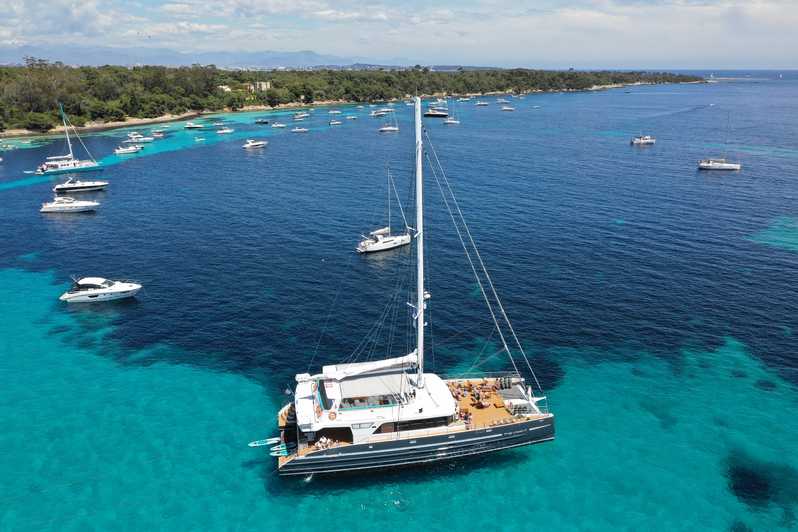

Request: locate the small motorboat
(242, 139), (268, 149)
(115, 145), (143, 154)
(184, 122), (203, 129)
(255, 118), (270, 124)
(457, 97), (471, 102)
(212, 121), (225, 127)
(195, 137), (205, 142)
(631, 135), (656, 146)
(329, 120), (343, 126)
(216, 127), (234, 134)
(698, 158), (742, 171)
(40, 196), (99, 213)
(328, 110), (342, 114)
(357, 227), (412, 253)
(272, 122), (287, 128)
(379, 125), (399, 133)
(293, 112), (310, 120)
(59, 277), (142, 303)
(152, 131), (165, 138)
(475, 101), (489, 106)
(291, 127), (309, 133)
(497, 98), (510, 103)
(123, 136), (153, 143)
(443, 117), (460, 125)
(423, 108), (448, 118)
(501, 106), (515, 112)
(53, 177), (109, 193)
(346, 115), (358, 120)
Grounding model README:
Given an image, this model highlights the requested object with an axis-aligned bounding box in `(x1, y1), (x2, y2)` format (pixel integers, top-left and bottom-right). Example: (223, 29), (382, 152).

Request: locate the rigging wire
(425, 131), (545, 396)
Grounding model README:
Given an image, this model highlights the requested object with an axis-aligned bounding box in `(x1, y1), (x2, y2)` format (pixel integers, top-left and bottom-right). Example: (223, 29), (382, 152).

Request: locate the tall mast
(414, 96), (425, 388)
(59, 103), (73, 159)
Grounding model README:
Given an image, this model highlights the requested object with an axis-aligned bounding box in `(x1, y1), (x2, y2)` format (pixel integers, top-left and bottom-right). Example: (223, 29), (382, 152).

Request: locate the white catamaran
(36, 104), (101, 176)
(252, 97), (554, 476)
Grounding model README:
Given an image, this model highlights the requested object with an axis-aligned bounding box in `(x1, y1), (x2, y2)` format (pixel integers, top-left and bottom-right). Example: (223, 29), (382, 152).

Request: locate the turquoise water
(2, 268), (796, 530)
(3, 74), (798, 530)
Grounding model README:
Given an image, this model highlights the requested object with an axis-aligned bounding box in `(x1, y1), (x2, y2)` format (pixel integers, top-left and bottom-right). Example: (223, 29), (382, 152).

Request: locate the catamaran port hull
(277, 416), (554, 476)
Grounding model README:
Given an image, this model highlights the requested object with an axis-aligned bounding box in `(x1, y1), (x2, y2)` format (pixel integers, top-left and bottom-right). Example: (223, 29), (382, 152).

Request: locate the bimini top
(297, 352), (417, 383)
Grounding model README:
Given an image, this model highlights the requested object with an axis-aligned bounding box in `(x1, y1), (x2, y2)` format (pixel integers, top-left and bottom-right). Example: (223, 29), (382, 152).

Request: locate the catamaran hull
(37, 165), (103, 176)
(278, 416), (554, 476)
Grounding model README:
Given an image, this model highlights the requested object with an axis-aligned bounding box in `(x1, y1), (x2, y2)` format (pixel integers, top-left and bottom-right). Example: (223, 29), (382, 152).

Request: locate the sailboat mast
(414, 96), (425, 388)
(60, 103), (73, 159)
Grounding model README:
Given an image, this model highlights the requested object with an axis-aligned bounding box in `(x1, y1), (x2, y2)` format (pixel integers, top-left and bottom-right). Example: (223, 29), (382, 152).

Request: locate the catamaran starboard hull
(278, 416), (554, 476)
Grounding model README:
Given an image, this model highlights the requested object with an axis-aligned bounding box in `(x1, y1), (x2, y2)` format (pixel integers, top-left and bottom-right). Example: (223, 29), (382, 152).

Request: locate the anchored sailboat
(35, 104), (101, 175)
(356, 166), (412, 253)
(255, 97), (554, 476)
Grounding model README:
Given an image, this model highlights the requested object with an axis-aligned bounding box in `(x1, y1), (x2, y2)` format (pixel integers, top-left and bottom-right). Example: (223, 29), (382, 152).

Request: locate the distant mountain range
(0, 44), (405, 69)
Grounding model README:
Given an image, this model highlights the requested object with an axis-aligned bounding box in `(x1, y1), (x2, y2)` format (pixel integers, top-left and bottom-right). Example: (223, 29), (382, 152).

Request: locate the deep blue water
(2, 73), (798, 530)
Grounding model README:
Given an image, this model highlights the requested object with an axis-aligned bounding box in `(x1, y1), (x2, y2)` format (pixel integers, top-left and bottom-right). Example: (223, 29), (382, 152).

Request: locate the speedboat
(631, 135), (656, 146)
(443, 117), (460, 125)
(53, 177), (109, 193)
(59, 277), (142, 303)
(115, 145), (143, 154)
(346, 115), (358, 120)
(255, 118), (270, 125)
(242, 139), (268, 149)
(123, 136), (153, 143)
(370, 110), (388, 118)
(328, 110), (342, 115)
(152, 130), (165, 138)
(698, 158), (741, 171)
(378, 125), (399, 133)
(217, 127), (234, 134)
(501, 106), (515, 112)
(423, 108), (448, 118)
(329, 120), (343, 126)
(457, 97), (471, 102)
(212, 121), (224, 127)
(497, 98), (510, 103)
(292, 127), (309, 133)
(357, 227), (411, 253)
(293, 112), (310, 120)
(195, 137), (206, 142)
(184, 122), (203, 129)
(272, 122), (287, 128)
(40, 196), (99, 213)
(475, 101), (489, 106)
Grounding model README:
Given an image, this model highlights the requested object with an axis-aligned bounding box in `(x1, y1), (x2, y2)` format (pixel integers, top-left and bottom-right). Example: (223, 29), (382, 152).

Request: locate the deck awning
(297, 351), (417, 383)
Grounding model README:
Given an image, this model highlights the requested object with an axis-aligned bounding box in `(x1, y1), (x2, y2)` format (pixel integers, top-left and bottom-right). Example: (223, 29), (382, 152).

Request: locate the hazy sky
(4, 0), (797, 68)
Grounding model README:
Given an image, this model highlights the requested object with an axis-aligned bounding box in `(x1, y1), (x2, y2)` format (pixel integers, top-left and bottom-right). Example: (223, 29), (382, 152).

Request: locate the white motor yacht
(423, 108), (448, 118)
(184, 122), (203, 129)
(123, 136), (153, 143)
(40, 196), (99, 213)
(242, 139), (268, 149)
(346, 115), (358, 120)
(501, 106), (515, 112)
(329, 120), (343, 126)
(217, 127), (234, 134)
(115, 145), (143, 154)
(53, 177), (109, 193)
(59, 277), (142, 303)
(292, 127), (309, 133)
(443, 118), (460, 125)
(497, 98), (510, 103)
(328, 110), (342, 115)
(631, 135), (656, 146)
(475, 101), (489, 106)
(272, 122), (287, 128)
(293, 112), (310, 120)
(698, 158), (742, 171)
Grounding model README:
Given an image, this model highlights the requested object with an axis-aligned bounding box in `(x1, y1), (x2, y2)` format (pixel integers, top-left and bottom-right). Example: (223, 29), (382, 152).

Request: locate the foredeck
(447, 378), (518, 429)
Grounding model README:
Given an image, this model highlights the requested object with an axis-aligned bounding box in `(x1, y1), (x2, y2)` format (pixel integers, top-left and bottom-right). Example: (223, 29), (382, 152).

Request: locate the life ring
(315, 405), (322, 418)
(328, 411), (337, 421)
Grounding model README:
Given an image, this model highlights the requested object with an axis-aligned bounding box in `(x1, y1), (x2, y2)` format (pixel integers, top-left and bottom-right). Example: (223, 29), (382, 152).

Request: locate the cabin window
(376, 422), (396, 433)
(395, 417), (449, 432)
